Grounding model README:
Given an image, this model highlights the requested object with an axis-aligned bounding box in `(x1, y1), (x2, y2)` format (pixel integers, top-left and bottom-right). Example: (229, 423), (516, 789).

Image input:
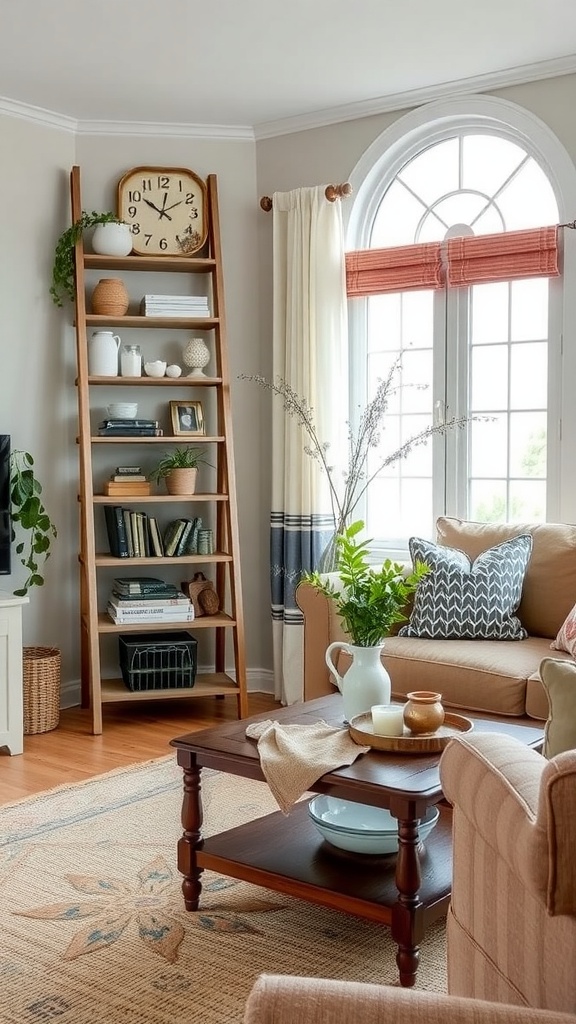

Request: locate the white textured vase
(325, 641), (391, 723)
(183, 336), (210, 377)
(91, 222), (133, 257)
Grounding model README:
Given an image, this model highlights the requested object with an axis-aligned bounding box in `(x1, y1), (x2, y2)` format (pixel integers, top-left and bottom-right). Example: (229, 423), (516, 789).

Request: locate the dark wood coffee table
(171, 694), (543, 987)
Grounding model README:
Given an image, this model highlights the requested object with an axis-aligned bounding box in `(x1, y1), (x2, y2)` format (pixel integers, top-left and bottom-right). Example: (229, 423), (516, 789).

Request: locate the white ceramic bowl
(144, 360), (167, 378)
(308, 796), (439, 855)
(107, 402), (138, 419)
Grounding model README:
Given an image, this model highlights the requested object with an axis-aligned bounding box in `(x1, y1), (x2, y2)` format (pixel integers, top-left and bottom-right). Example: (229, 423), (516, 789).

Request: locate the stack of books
(98, 418), (163, 437)
(104, 465), (151, 497)
(140, 294), (210, 317)
(107, 577), (194, 624)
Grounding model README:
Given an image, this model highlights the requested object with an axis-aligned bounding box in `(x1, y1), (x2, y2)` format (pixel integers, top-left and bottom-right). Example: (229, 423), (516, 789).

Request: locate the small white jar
(91, 222), (133, 257)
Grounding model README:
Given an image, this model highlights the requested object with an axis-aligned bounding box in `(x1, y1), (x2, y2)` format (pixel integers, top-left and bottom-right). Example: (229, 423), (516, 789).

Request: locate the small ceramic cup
(403, 691), (445, 735)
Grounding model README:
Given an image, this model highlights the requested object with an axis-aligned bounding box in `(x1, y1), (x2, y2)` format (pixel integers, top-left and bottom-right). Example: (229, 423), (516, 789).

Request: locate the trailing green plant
(9, 450), (57, 597)
(303, 520), (428, 647)
(50, 210), (123, 307)
(148, 446), (213, 483)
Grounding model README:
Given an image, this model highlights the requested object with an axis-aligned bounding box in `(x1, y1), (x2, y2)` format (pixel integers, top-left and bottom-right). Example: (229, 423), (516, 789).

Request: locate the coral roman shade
(345, 242), (443, 296)
(447, 226), (559, 286)
(346, 226), (559, 297)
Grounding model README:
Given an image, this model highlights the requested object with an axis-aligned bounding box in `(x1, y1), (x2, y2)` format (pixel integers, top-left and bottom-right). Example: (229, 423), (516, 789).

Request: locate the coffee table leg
(391, 816), (424, 987)
(176, 752), (204, 911)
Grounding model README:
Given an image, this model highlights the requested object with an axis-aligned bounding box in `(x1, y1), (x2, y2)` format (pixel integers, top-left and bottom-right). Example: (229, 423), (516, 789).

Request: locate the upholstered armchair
(244, 974), (576, 1024)
(440, 732), (576, 1014)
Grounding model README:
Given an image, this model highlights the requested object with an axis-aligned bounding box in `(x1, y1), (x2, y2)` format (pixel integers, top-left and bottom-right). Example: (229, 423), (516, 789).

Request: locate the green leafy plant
(50, 210), (124, 307)
(303, 520), (428, 647)
(10, 451), (57, 597)
(148, 446), (212, 483)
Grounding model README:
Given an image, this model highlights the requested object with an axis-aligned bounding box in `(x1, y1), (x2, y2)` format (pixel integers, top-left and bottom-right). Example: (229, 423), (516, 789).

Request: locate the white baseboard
(60, 667), (275, 708)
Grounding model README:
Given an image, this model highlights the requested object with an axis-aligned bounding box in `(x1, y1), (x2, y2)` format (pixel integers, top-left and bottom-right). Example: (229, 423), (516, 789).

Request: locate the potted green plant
(303, 520), (428, 721)
(10, 450), (57, 596)
(50, 210), (129, 307)
(149, 446), (212, 495)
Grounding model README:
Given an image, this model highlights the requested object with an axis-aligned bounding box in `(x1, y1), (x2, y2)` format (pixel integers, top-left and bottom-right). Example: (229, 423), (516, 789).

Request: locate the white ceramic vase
(88, 331), (121, 376)
(91, 222), (133, 257)
(325, 641), (391, 723)
(183, 337), (210, 377)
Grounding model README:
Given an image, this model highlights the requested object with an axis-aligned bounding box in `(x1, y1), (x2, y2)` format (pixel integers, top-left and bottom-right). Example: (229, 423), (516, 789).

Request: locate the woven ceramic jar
(183, 336), (210, 377)
(91, 278), (129, 316)
(403, 691), (445, 735)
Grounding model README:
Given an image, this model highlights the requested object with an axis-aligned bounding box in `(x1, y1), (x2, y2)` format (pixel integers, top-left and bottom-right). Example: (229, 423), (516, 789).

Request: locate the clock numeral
(128, 189), (141, 202)
(128, 205), (137, 218)
(141, 179), (153, 191)
(131, 223), (140, 235)
(159, 238), (168, 250)
(158, 175), (170, 189)
(185, 192), (195, 204)
(188, 206), (199, 220)
(144, 234), (153, 247)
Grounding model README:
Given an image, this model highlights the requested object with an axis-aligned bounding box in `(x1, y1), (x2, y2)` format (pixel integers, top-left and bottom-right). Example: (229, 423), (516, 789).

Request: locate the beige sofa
(296, 518), (576, 722)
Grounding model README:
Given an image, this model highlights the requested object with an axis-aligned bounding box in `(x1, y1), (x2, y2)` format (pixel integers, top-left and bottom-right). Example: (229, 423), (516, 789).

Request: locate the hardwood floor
(0, 692), (281, 805)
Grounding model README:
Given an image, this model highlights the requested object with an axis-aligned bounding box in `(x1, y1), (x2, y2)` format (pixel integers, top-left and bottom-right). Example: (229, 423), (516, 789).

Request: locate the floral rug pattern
(0, 756), (447, 1023)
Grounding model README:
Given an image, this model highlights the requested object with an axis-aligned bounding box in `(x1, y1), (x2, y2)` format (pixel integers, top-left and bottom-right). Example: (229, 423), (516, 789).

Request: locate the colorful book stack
(103, 505), (165, 557)
(104, 465), (151, 497)
(107, 577), (194, 623)
(162, 517), (203, 556)
(98, 418), (163, 437)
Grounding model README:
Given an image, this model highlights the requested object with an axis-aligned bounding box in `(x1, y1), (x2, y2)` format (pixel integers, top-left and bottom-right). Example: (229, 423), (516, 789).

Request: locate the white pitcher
(89, 331), (121, 376)
(325, 641), (391, 723)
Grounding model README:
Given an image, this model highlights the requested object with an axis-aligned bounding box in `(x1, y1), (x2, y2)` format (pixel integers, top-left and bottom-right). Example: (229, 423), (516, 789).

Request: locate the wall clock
(117, 166), (208, 256)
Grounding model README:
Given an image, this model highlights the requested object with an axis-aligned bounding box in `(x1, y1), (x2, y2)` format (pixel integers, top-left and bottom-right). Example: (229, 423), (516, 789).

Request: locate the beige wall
(3, 71), (576, 700)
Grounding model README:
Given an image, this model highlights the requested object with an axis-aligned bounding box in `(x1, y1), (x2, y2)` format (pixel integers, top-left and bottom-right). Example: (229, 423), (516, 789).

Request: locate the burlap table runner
(245, 719), (370, 814)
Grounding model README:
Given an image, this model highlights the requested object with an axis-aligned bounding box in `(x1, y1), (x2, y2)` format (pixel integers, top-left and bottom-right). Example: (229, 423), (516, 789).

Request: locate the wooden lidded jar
(91, 278), (129, 316)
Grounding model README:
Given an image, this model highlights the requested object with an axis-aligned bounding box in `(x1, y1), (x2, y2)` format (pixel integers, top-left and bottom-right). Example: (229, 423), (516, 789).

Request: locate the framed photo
(170, 400), (205, 436)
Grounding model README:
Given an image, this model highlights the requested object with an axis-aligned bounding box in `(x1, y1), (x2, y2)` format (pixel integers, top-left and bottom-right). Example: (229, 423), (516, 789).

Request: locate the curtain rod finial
(260, 196), (273, 212)
(325, 182), (353, 202)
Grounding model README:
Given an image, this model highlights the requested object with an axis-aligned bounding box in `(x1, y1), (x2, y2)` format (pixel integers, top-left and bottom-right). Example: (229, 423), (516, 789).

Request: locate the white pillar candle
(371, 704), (405, 737)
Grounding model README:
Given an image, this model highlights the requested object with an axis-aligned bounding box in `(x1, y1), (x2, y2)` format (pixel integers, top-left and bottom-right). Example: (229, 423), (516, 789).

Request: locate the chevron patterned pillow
(398, 534), (533, 640)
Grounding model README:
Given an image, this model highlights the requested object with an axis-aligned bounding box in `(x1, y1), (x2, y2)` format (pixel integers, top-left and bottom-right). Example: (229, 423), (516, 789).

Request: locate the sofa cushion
(550, 600), (576, 657)
(540, 657), (576, 757)
(398, 534), (532, 640)
(382, 635), (553, 718)
(436, 518), (576, 639)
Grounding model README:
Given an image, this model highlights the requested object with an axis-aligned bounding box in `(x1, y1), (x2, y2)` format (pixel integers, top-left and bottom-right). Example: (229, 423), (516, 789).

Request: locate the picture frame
(169, 400), (205, 436)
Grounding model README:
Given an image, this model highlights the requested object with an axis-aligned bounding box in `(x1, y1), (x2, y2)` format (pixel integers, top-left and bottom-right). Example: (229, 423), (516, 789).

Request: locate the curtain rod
(259, 182), (352, 211)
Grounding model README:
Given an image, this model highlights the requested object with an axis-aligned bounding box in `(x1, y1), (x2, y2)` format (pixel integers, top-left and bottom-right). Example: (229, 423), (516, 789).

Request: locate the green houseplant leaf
(10, 450), (57, 596)
(303, 520), (428, 647)
(50, 210), (125, 307)
(148, 446), (213, 483)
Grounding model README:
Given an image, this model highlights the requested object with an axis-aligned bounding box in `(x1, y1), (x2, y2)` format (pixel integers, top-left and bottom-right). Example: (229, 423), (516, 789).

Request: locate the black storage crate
(119, 632), (197, 692)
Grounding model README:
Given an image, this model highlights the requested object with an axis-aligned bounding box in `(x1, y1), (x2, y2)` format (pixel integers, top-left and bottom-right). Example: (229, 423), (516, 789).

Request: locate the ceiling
(1, 0), (576, 137)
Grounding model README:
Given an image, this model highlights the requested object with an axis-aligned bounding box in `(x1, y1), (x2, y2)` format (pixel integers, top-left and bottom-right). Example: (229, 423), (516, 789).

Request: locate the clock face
(117, 166), (208, 256)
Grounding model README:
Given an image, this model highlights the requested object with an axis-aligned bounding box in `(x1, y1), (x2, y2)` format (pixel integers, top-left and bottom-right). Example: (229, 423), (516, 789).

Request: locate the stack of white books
(107, 587), (194, 624)
(140, 294), (210, 317)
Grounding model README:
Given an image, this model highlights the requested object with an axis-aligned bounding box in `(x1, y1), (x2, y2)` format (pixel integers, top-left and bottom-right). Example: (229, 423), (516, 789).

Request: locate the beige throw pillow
(540, 657), (576, 758)
(550, 601), (576, 657)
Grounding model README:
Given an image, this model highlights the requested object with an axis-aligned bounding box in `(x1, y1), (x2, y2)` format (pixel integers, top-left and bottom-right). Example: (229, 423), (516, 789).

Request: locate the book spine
(107, 604), (194, 621)
(147, 516), (164, 557)
(102, 420), (158, 428)
(130, 511), (141, 557)
(110, 596), (189, 608)
(122, 508), (134, 558)
(163, 519), (186, 557)
(111, 475), (147, 482)
(113, 506), (129, 557)
(104, 505), (119, 557)
(174, 519), (194, 557)
(115, 466), (142, 474)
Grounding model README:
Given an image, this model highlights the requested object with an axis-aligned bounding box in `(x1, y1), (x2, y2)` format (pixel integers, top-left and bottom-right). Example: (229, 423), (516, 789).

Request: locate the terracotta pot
(165, 468), (198, 495)
(91, 278), (129, 316)
(403, 691), (445, 735)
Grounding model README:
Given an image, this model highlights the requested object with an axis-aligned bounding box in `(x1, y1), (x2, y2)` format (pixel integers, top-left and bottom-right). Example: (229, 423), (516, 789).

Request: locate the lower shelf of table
(100, 673), (241, 703)
(194, 798), (453, 926)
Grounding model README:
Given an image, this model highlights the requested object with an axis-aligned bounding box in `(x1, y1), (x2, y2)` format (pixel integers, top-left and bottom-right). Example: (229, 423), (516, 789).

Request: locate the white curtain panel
(271, 186), (348, 704)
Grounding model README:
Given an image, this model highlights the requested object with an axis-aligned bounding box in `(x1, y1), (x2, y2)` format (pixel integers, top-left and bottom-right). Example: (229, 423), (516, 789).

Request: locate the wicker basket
(23, 646), (61, 735)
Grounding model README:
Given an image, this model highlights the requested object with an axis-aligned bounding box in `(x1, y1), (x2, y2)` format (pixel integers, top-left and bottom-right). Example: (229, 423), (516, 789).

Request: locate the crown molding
(253, 54), (576, 140)
(1, 53), (575, 142)
(77, 119), (255, 140)
(0, 95), (77, 132)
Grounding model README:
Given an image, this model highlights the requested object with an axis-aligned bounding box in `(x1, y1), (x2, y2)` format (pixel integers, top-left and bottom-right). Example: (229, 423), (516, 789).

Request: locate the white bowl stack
(307, 796), (439, 854)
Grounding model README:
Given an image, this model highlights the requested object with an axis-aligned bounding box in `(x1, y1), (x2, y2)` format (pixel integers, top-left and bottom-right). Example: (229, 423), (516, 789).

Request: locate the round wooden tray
(348, 711), (474, 754)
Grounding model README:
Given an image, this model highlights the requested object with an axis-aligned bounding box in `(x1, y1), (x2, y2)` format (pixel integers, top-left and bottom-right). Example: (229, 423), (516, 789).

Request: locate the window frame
(345, 95), (576, 553)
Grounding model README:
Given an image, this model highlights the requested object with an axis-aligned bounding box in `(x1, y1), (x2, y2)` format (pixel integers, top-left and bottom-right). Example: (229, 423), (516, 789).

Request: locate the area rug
(0, 756), (447, 1024)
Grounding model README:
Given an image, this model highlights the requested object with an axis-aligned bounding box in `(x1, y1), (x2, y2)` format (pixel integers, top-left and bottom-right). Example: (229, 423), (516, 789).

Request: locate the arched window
(346, 96), (576, 555)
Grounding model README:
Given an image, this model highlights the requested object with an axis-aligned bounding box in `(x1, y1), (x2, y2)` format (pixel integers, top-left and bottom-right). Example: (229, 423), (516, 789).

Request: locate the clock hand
(164, 200), (183, 213)
(158, 192), (174, 220)
(143, 197), (163, 215)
